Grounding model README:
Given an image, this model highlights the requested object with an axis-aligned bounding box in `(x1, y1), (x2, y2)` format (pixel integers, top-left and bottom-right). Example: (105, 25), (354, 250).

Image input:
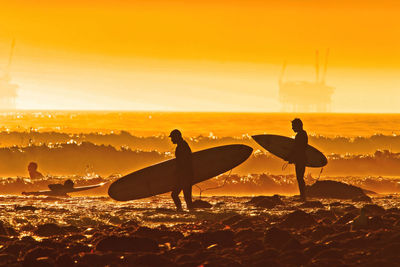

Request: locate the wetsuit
(171, 139), (194, 210)
(290, 130), (308, 199)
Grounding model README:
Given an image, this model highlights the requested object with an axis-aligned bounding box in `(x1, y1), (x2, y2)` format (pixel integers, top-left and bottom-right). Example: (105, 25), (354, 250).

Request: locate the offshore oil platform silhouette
(0, 39), (18, 110)
(279, 50), (334, 112)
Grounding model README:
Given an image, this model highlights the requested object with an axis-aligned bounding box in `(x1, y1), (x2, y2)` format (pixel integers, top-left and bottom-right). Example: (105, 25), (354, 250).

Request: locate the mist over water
(1, 111), (400, 194)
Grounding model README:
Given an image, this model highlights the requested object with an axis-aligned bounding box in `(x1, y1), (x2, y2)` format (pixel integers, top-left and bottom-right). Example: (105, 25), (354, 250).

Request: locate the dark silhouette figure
(169, 129), (193, 211)
(287, 118), (308, 201)
(27, 162), (44, 180)
(63, 179), (74, 189)
(47, 179), (75, 194)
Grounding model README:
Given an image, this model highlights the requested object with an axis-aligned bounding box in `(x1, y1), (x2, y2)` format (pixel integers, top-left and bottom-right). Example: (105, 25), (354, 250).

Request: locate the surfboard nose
(237, 144), (253, 158)
(252, 135), (270, 145)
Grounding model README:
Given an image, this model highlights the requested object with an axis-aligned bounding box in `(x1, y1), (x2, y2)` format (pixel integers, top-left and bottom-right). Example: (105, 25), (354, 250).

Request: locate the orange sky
(0, 0), (399, 112)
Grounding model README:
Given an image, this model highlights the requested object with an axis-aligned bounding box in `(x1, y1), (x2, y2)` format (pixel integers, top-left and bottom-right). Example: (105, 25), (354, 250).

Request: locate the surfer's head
(64, 179), (74, 189)
(169, 129), (182, 144)
(28, 162), (38, 172)
(291, 118), (303, 132)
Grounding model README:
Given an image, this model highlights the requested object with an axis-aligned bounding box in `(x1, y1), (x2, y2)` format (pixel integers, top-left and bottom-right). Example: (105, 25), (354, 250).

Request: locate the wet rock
(40, 239), (64, 250)
(264, 227), (293, 249)
(134, 226), (183, 244)
(192, 199), (212, 209)
(281, 238), (302, 251)
(352, 195), (372, 202)
(234, 228), (262, 241)
(175, 253), (195, 263)
(232, 218), (255, 229)
(242, 239), (264, 254)
(280, 210), (317, 229)
(303, 244), (329, 259)
(352, 212), (369, 230)
(65, 243), (91, 254)
(24, 256), (55, 267)
(62, 225), (80, 233)
(83, 227), (97, 235)
(281, 251), (307, 266)
(341, 236), (370, 250)
(378, 242), (400, 259)
(34, 223), (66, 236)
(2, 242), (27, 256)
(312, 209), (337, 221)
(24, 247), (57, 262)
(246, 248), (280, 266)
(310, 225), (335, 240)
(343, 204), (358, 213)
(0, 236), (12, 243)
(313, 248), (345, 260)
(0, 253), (17, 265)
(362, 204), (385, 216)
(222, 214), (243, 226)
(120, 219), (140, 229)
(177, 239), (203, 250)
(78, 253), (104, 267)
(363, 260), (395, 267)
(369, 216), (385, 230)
(190, 229), (235, 247)
(321, 231), (358, 244)
(299, 201), (324, 209)
(64, 234), (86, 242)
(14, 205), (38, 211)
(5, 227), (18, 237)
(55, 254), (74, 267)
(335, 212), (357, 225)
(306, 180), (368, 199)
(20, 236), (34, 243)
(0, 221), (9, 236)
(247, 195), (284, 208)
(309, 258), (346, 266)
(201, 256), (242, 267)
(389, 232), (400, 243)
(133, 253), (174, 267)
(96, 235), (158, 252)
(249, 258), (283, 267)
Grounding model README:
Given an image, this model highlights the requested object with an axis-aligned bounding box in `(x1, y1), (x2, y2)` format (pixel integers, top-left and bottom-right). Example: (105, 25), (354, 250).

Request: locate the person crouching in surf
(169, 129), (194, 211)
(286, 118), (308, 201)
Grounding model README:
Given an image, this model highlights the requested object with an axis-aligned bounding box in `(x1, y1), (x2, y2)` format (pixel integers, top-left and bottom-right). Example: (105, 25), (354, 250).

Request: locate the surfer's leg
(295, 164), (306, 200)
(183, 184), (193, 210)
(171, 188), (183, 211)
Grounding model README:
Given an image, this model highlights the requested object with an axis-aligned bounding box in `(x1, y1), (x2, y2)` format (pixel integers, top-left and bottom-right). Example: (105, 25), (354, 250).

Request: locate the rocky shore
(1, 194), (400, 266)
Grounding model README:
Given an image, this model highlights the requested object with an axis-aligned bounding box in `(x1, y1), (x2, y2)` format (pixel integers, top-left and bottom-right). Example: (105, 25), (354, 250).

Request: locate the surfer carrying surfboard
(286, 118), (308, 201)
(169, 129), (194, 211)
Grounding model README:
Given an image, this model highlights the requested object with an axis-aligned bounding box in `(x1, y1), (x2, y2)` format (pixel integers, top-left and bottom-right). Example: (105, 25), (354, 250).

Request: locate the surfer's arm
(286, 133), (306, 163)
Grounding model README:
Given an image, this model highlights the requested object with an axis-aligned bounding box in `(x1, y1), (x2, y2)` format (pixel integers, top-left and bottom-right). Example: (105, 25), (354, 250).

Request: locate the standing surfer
(169, 129), (194, 211)
(286, 118), (308, 201)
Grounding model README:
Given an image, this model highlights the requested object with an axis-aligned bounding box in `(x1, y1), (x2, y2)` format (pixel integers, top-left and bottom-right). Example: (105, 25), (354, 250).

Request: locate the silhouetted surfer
(169, 129), (193, 211)
(28, 162), (44, 180)
(287, 118), (308, 201)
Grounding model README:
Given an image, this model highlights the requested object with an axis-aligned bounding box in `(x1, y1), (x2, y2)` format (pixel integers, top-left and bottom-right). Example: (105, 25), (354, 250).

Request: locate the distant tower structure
(279, 49), (334, 112)
(0, 39), (18, 110)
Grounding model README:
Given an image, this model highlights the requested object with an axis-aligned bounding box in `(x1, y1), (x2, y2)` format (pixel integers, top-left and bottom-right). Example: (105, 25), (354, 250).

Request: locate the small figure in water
(287, 118), (308, 201)
(63, 179), (74, 189)
(169, 129), (194, 211)
(27, 162), (44, 180)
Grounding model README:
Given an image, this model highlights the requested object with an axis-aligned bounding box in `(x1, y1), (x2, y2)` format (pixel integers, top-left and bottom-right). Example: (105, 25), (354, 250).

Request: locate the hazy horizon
(1, 0), (399, 112)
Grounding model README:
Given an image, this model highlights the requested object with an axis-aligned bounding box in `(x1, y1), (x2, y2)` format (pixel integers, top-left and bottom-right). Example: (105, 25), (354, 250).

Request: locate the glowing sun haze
(0, 0), (399, 112)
